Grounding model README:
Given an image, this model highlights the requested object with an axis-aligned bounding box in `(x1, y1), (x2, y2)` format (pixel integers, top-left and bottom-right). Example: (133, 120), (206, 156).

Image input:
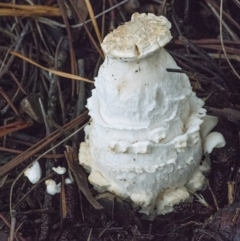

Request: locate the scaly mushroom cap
(101, 12), (172, 61)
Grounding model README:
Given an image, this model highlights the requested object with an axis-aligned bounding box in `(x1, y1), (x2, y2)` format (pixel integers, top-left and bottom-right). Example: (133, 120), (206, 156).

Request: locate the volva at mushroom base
(79, 13), (225, 216)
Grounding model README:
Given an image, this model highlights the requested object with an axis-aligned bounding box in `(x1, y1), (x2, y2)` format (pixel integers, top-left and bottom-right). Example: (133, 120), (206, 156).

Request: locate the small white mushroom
(200, 115), (218, 140)
(24, 161), (42, 184)
(45, 179), (61, 195)
(52, 166), (66, 175)
(65, 178), (73, 185)
(204, 132), (226, 154)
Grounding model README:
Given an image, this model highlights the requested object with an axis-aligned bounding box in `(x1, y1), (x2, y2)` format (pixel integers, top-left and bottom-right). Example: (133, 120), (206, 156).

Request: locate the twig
(57, 0), (76, 97)
(0, 212), (26, 241)
(233, 0), (240, 8)
(0, 212), (11, 228)
(0, 22), (29, 80)
(69, 0), (104, 59)
(55, 38), (68, 123)
(219, 0), (240, 80)
(0, 147), (64, 158)
(205, 0), (239, 41)
(9, 211), (16, 241)
(101, 0), (106, 36)
(158, 0), (167, 15)
(36, 0), (129, 29)
(85, 0), (102, 44)
(64, 145), (103, 210)
(205, 178), (219, 210)
(195, 229), (225, 241)
(39, 98), (51, 135)
(0, 119), (33, 137)
(178, 36), (226, 78)
(207, 0), (240, 33)
(205, 106), (240, 124)
(76, 59), (85, 116)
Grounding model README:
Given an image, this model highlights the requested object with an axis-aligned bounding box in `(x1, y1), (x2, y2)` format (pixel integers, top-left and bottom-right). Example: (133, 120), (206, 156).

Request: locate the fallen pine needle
(0, 3), (61, 17)
(10, 51), (94, 84)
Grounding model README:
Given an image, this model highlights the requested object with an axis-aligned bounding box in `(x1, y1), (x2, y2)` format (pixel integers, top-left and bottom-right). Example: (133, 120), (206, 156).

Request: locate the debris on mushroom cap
(101, 12), (172, 61)
(45, 179), (61, 195)
(24, 161), (42, 184)
(79, 13), (226, 216)
(52, 166), (66, 175)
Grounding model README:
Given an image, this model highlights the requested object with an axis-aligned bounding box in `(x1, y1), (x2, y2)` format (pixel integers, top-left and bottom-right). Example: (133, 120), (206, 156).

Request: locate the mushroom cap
(101, 12), (172, 61)
(52, 166), (66, 175)
(45, 179), (61, 195)
(24, 161), (42, 184)
(65, 178), (73, 184)
(204, 131), (226, 154)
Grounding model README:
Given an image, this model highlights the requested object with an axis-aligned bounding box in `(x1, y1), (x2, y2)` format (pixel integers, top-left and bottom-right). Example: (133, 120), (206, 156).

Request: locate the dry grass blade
(10, 51), (94, 84)
(69, 0), (104, 59)
(0, 3), (61, 17)
(61, 175), (67, 219)
(87, 229), (93, 241)
(85, 0), (103, 44)
(64, 145), (104, 210)
(0, 88), (19, 116)
(0, 147), (64, 158)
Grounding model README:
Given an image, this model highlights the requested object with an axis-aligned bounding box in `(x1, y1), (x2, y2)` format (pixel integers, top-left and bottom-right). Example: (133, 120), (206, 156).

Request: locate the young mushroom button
(79, 13), (226, 216)
(24, 161), (42, 184)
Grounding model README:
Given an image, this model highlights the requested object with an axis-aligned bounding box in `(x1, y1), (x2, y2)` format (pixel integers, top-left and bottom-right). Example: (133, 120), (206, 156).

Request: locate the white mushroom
(200, 115), (218, 140)
(65, 178), (73, 184)
(204, 132), (226, 154)
(52, 166), (67, 175)
(79, 13), (226, 216)
(45, 179), (61, 195)
(24, 161), (42, 184)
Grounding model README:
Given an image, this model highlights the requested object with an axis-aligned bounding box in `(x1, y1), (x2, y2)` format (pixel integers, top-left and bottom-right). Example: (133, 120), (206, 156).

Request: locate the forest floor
(0, 0), (240, 240)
